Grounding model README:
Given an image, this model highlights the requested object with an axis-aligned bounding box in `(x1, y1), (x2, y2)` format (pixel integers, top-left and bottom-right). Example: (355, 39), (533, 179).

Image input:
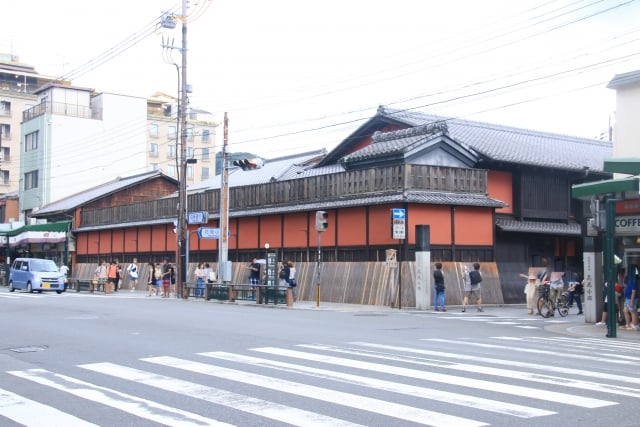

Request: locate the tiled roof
(607, 70), (640, 89)
(374, 106), (611, 172)
(496, 217), (580, 236)
(188, 149), (326, 192)
(342, 122), (452, 163)
(35, 170), (176, 215)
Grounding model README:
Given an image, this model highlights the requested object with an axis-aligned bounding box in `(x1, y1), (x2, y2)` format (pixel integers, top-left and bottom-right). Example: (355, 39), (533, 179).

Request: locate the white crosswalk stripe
(3, 337), (640, 426)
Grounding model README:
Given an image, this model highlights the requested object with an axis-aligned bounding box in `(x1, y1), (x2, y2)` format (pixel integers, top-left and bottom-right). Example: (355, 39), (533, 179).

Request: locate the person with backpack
(462, 262), (483, 312)
(433, 262), (446, 312)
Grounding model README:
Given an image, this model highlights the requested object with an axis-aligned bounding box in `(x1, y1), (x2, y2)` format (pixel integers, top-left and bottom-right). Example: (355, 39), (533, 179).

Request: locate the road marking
(7, 369), (232, 427)
(261, 345), (614, 409)
(425, 338), (635, 365)
(143, 355), (487, 427)
(0, 388), (99, 427)
(200, 350), (554, 418)
(353, 341), (640, 386)
(80, 362), (365, 427)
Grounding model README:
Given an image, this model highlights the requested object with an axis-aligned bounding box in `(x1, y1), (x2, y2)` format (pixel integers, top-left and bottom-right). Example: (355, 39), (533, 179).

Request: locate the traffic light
(315, 211), (328, 232)
(232, 158), (264, 171)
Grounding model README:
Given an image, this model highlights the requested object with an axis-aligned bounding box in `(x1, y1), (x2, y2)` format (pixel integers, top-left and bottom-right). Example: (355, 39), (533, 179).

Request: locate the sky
(4, 0), (640, 162)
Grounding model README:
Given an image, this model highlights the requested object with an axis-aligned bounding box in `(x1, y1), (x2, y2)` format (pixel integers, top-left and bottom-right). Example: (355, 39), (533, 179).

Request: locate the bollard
(256, 286), (263, 304)
(286, 287), (293, 307)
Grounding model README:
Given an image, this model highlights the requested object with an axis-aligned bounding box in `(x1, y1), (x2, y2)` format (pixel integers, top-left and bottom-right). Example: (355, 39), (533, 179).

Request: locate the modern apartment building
(0, 55), (217, 221)
(0, 54), (60, 195)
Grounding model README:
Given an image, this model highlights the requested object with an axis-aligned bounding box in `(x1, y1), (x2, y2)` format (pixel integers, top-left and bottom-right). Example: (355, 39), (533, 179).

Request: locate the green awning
(572, 177), (640, 200)
(604, 158), (640, 175)
(0, 221), (69, 247)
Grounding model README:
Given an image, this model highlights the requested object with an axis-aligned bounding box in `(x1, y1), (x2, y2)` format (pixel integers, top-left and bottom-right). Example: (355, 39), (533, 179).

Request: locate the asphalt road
(1, 288), (639, 427)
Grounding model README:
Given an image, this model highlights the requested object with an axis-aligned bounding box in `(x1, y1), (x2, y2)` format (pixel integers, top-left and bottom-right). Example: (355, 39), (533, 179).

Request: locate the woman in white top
(127, 258), (139, 292)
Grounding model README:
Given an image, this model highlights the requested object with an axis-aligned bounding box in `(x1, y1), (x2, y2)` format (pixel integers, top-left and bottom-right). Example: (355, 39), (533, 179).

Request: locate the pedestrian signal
(315, 211), (328, 232)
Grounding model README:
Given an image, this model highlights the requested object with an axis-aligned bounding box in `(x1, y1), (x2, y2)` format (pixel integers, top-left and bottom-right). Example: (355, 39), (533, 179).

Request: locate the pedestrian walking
(126, 258), (139, 292)
(462, 263), (483, 312)
(433, 262), (446, 312)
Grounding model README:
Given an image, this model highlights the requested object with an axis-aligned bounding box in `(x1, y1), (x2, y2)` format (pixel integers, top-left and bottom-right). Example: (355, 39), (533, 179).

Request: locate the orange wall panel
(408, 205), (452, 245)
(235, 217), (259, 249)
(136, 228), (152, 253)
(337, 207), (367, 246)
(111, 229), (125, 253)
(487, 170), (513, 214)
(368, 205), (401, 245)
(260, 216), (283, 249)
(124, 229), (138, 252)
(454, 207), (493, 245)
(283, 212), (310, 248)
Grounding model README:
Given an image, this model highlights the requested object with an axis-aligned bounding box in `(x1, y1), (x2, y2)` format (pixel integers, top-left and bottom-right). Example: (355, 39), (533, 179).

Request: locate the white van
(8, 258), (66, 294)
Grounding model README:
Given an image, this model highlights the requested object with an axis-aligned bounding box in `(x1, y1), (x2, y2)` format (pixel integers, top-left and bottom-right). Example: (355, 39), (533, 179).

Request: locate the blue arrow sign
(392, 208), (406, 219)
(197, 227), (220, 239)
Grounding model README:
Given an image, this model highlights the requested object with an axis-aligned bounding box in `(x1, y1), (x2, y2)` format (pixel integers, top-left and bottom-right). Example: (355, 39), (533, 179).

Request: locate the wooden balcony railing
(80, 164), (487, 227)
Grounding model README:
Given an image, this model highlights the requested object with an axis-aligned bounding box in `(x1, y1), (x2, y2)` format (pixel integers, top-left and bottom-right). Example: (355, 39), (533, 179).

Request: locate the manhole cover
(10, 346), (46, 353)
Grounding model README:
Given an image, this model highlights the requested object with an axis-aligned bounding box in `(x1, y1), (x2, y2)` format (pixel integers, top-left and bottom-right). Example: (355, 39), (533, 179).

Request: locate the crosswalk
(2, 336), (639, 426)
(433, 312), (575, 329)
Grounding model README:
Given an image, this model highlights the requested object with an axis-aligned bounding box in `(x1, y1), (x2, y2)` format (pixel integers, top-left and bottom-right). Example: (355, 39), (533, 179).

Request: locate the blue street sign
(197, 227), (220, 239)
(392, 208), (406, 219)
(187, 211), (207, 224)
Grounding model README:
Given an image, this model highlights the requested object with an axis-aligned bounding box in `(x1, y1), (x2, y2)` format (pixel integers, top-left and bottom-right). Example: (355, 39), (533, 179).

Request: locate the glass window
(168, 144), (176, 158)
(149, 163), (159, 171)
(149, 123), (159, 138)
(201, 148), (210, 160)
(186, 127), (194, 141)
(186, 146), (194, 158)
(25, 131), (38, 152)
(187, 165), (194, 179)
(167, 164), (177, 177)
(168, 125), (177, 140)
(0, 101), (10, 116)
(0, 124), (9, 139)
(0, 169), (9, 185)
(201, 167), (210, 179)
(24, 170), (38, 190)
(201, 129), (210, 143)
(149, 143), (159, 156)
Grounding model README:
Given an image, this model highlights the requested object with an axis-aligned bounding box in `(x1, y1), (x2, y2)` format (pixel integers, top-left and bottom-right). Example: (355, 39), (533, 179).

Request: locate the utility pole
(177, 0), (189, 298)
(217, 113), (229, 284)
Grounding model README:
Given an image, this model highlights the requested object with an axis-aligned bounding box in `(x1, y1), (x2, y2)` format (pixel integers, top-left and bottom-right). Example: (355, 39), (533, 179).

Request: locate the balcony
(23, 101), (93, 122)
(80, 164), (488, 227)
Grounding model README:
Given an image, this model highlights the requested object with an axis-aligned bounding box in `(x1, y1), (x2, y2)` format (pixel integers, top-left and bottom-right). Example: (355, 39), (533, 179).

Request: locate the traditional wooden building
(32, 107), (611, 306)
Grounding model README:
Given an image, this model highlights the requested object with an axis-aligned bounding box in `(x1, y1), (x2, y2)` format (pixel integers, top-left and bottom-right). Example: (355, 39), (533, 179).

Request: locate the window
(149, 143), (159, 157)
(0, 169), (9, 185)
(149, 163), (159, 171)
(0, 147), (10, 162)
(25, 131), (38, 151)
(186, 146), (194, 158)
(168, 144), (176, 158)
(148, 123), (159, 138)
(167, 164), (177, 177)
(24, 170), (38, 190)
(187, 165), (194, 179)
(0, 101), (10, 117)
(201, 129), (210, 143)
(186, 127), (194, 141)
(168, 125), (177, 140)
(0, 123), (9, 139)
(201, 148), (210, 160)
(201, 167), (210, 179)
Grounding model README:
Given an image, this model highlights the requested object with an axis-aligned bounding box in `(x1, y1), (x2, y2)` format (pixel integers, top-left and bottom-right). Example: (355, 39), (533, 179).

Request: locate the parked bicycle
(537, 283), (569, 318)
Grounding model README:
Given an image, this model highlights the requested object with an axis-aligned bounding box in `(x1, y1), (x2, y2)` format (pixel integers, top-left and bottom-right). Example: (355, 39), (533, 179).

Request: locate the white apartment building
(608, 70), (640, 159)
(19, 86), (218, 220)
